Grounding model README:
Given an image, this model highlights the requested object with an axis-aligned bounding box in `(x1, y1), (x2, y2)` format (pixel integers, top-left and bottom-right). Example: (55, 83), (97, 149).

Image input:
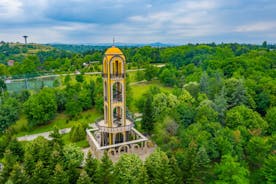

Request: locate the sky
(0, 0), (276, 44)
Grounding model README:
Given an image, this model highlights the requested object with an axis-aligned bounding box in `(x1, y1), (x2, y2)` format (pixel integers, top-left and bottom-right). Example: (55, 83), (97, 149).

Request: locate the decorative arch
(107, 148), (117, 157)
(109, 56), (125, 75)
(118, 145), (130, 154)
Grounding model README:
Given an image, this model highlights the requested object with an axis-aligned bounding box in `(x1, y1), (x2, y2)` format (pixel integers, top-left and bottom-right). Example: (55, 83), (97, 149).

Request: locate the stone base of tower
(86, 120), (154, 161)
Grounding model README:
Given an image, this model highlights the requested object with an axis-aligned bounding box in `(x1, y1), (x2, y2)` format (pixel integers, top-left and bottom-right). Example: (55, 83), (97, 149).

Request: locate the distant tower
(23, 36), (28, 44)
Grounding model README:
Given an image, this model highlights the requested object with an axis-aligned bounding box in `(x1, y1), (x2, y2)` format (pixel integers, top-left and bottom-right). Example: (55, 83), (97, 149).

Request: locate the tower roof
(105, 46), (123, 55)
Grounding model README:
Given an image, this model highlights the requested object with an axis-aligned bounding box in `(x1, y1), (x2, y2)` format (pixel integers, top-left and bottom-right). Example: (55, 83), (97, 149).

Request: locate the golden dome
(104, 46), (123, 55)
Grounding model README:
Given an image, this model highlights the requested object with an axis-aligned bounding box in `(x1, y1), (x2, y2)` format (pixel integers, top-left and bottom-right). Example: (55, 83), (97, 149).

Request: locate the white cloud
(235, 21), (276, 32)
(0, 0), (23, 18)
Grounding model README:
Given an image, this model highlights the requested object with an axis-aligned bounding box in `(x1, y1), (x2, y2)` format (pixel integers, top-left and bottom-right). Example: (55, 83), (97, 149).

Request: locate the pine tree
(9, 163), (28, 184)
(200, 71), (209, 95)
(77, 171), (92, 184)
(84, 152), (100, 183)
(145, 149), (174, 184)
(50, 126), (64, 147)
(50, 164), (69, 184)
(141, 95), (154, 133)
(29, 160), (50, 184)
(168, 156), (182, 184)
(214, 88), (227, 124)
(114, 154), (146, 184)
(98, 152), (113, 184)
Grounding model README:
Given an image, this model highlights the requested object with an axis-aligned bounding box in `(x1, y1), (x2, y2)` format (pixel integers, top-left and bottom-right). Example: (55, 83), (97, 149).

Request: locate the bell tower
(86, 45), (149, 160)
(102, 46), (127, 145)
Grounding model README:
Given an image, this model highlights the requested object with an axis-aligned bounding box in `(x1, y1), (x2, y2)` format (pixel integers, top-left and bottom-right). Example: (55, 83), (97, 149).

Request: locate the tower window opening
(113, 82), (122, 102)
(113, 107), (122, 126)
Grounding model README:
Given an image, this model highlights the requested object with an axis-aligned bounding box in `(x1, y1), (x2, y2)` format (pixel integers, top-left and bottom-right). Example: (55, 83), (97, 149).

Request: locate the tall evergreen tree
(114, 154), (146, 184)
(141, 95), (154, 133)
(84, 152), (100, 183)
(50, 164), (69, 184)
(145, 149), (174, 184)
(77, 171), (92, 184)
(98, 152), (113, 184)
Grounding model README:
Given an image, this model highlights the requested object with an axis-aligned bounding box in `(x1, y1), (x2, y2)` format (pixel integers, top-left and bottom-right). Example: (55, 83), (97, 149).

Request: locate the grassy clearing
(15, 108), (101, 137)
(62, 133), (89, 148)
(131, 80), (173, 101)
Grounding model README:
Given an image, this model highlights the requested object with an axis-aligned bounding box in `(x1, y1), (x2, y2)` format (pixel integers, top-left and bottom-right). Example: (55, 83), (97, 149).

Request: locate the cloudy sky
(0, 0), (275, 44)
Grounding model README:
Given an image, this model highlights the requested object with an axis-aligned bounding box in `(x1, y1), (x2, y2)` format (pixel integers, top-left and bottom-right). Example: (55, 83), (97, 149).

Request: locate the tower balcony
(96, 118), (134, 134)
(102, 73), (125, 79)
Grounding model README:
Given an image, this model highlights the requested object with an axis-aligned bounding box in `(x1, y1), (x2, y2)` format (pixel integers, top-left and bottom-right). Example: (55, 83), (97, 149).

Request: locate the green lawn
(62, 133), (89, 148)
(131, 80), (173, 101)
(130, 80), (173, 112)
(15, 108), (101, 137)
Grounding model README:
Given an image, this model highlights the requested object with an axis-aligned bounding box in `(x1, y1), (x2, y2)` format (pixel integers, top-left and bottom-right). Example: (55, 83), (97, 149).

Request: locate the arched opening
(118, 145), (129, 154)
(112, 82), (122, 102)
(115, 132), (124, 144)
(113, 106), (122, 126)
(111, 59), (123, 75)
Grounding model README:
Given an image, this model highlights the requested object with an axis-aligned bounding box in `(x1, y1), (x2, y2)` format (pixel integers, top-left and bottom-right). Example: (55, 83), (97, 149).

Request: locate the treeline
(1, 42), (275, 78)
(0, 128), (183, 184)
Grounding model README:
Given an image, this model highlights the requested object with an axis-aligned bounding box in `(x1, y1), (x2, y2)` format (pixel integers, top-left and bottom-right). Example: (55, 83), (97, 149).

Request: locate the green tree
(200, 71), (209, 94)
(225, 78), (248, 108)
(214, 89), (227, 124)
(141, 95), (154, 133)
(246, 136), (272, 170)
(144, 64), (158, 81)
(262, 154), (276, 184)
(29, 160), (50, 184)
(225, 105), (268, 132)
(182, 142), (210, 184)
(69, 123), (86, 142)
(8, 163), (28, 184)
(145, 149), (174, 184)
(0, 98), (20, 132)
(77, 171), (92, 184)
(265, 107), (276, 134)
(98, 152), (113, 184)
(0, 78), (7, 91)
(50, 164), (69, 184)
(75, 74), (84, 83)
(23, 88), (57, 126)
(159, 67), (176, 87)
(63, 144), (84, 168)
(114, 154), (146, 184)
(65, 97), (82, 118)
(214, 154), (249, 184)
(84, 152), (100, 183)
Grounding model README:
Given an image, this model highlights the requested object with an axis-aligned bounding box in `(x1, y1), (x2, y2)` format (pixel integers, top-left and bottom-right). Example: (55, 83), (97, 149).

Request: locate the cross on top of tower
(112, 37), (115, 47)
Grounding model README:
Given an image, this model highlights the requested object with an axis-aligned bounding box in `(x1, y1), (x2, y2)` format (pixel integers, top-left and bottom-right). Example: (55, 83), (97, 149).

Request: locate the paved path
(17, 128), (91, 157)
(17, 128), (71, 141)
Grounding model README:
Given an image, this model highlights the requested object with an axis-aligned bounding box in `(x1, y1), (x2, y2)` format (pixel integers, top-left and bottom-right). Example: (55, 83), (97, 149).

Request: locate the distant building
(7, 60), (15, 66)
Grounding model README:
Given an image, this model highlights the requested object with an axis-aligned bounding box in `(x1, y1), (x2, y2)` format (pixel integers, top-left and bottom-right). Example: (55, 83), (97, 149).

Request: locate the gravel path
(17, 128), (71, 141)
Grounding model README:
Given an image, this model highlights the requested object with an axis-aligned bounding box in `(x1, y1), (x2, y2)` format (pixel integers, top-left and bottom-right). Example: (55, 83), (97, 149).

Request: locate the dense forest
(0, 42), (275, 183)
